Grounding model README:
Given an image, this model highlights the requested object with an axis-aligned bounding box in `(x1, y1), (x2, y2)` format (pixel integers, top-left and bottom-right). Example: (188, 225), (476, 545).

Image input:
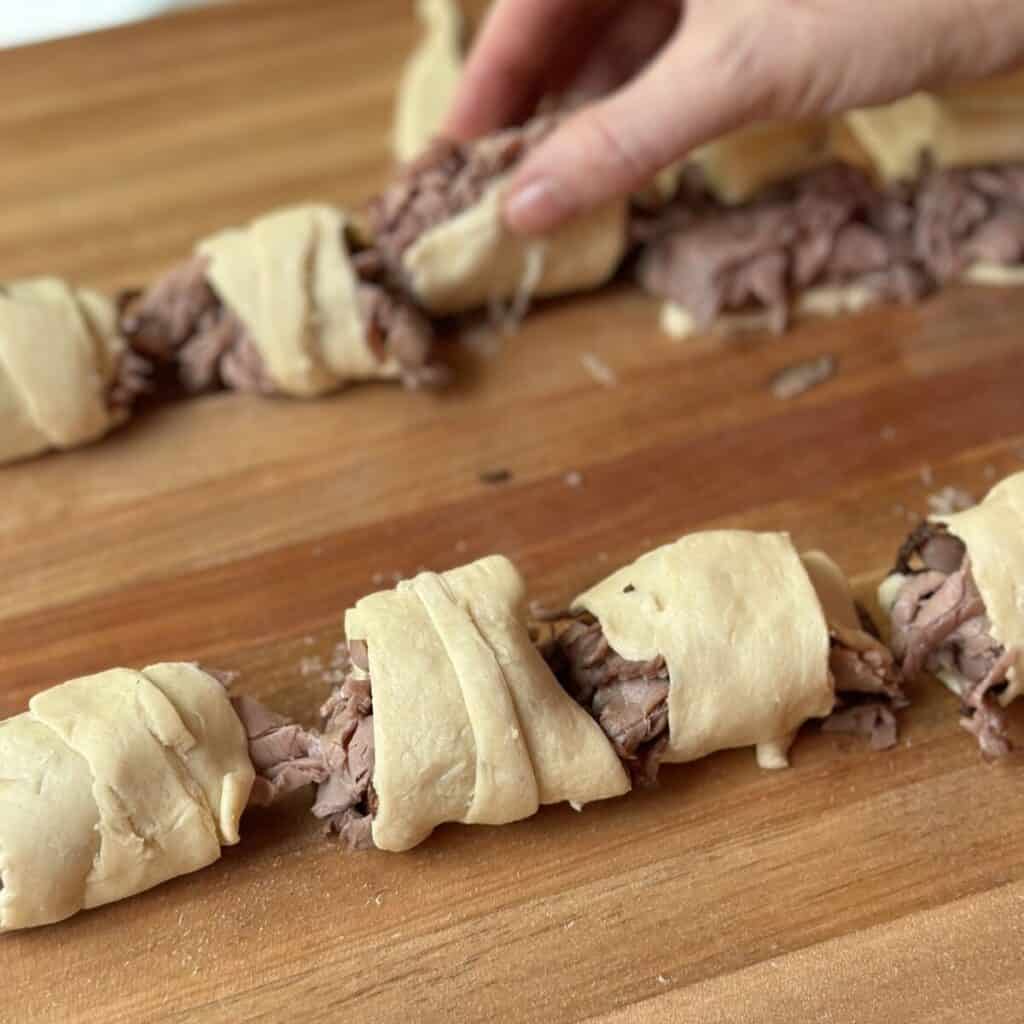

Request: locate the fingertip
(502, 174), (576, 236)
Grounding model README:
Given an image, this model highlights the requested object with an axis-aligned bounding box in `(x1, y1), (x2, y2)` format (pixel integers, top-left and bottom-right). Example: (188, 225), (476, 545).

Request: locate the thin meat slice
(543, 607), (902, 779)
(636, 161), (1024, 330)
(312, 643), (376, 849)
(371, 116), (557, 268)
(886, 521), (1012, 757)
(231, 694), (334, 807)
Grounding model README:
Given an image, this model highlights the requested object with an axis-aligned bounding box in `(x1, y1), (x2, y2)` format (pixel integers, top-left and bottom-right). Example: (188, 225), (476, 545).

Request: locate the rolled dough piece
(393, 0), (464, 163)
(401, 182), (628, 315)
(572, 531), (838, 769)
(0, 277), (126, 465)
(0, 663), (254, 932)
(845, 82), (1024, 183)
(344, 556), (629, 852)
(198, 204), (401, 397)
(690, 119), (834, 205)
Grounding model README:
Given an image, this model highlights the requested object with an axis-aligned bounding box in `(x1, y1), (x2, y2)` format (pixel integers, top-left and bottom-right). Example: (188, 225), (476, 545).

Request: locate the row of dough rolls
(340, 531), (876, 852)
(1, 529), (886, 929)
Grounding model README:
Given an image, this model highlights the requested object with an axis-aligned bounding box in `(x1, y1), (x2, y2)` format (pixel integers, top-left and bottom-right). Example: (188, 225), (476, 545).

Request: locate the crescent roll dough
(393, 0), (463, 163)
(197, 204), (402, 396)
(0, 663), (253, 933)
(572, 531), (840, 769)
(845, 84), (1024, 183)
(0, 277), (126, 465)
(400, 185), (628, 316)
(344, 556), (629, 852)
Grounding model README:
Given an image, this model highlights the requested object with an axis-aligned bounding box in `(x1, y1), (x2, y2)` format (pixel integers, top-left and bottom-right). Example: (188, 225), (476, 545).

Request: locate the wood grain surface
(2, 2), (1024, 1022)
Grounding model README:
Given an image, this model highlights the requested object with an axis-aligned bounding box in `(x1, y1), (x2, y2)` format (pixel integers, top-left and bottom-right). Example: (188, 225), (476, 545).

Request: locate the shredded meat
(312, 641), (376, 849)
(887, 521), (1012, 757)
(542, 606), (902, 779)
(636, 162), (1024, 329)
(370, 116), (557, 267)
(107, 347), (155, 412)
(230, 694), (334, 806)
(120, 242), (438, 394)
(541, 611), (670, 787)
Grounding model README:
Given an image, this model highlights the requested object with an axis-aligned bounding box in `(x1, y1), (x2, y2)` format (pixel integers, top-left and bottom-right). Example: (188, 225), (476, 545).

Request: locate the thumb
(501, 31), (770, 235)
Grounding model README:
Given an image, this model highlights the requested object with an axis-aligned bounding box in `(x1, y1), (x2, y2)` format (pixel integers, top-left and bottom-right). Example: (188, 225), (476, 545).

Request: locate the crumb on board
(919, 464), (934, 487)
(880, 426), (897, 442)
(983, 464), (997, 480)
(372, 572), (386, 586)
(391, 571), (404, 583)
(299, 656), (323, 677)
(581, 352), (618, 388)
(564, 470), (584, 488)
(926, 486), (976, 516)
(770, 354), (836, 400)
(459, 321), (504, 359)
(479, 468), (512, 484)
(455, 539), (468, 553)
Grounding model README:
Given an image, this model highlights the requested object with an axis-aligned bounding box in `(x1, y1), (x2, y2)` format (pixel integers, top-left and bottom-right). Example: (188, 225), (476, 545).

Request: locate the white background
(2, 1), (210, 48)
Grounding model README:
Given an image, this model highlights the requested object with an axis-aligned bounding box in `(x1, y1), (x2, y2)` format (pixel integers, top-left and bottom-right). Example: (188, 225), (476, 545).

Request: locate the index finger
(442, 0), (606, 140)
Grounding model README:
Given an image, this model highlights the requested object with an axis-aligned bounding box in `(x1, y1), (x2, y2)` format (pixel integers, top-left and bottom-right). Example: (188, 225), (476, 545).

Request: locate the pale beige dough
(572, 531), (839, 769)
(845, 79), (1024, 183)
(657, 284), (879, 342)
(0, 277), (125, 465)
(345, 556), (629, 852)
(0, 663), (253, 933)
(393, 0), (463, 163)
(401, 182), (627, 315)
(636, 118), (836, 209)
(198, 204), (400, 397)
(963, 263), (1024, 287)
(690, 119), (835, 205)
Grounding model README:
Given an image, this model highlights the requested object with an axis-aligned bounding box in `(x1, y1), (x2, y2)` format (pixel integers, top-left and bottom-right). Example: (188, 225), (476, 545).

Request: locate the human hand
(443, 0), (1024, 234)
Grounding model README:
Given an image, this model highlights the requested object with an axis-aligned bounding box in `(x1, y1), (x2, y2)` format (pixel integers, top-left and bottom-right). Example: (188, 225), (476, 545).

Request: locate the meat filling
(312, 640), (376, 849)
(119, 244), (438, 393)
(370, 116), (557, 268)
(637, 162), (1024, 330)
(887, 522), (1011, 757)
(541, 607), (902, 782)
(107, 346), (156, 414)
(231, 694), (335, 806)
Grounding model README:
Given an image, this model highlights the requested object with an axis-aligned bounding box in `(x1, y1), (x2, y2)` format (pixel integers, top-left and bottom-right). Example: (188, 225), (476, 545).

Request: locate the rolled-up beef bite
(0, 278), (155, 466)
(314, 556), (629, 852)
(120, 204), (441, 396)
(879, 472), (1024, 757)
(370, 116), (629, 315)
(0, 663), (340, 933)
(541, 531), (902, 784)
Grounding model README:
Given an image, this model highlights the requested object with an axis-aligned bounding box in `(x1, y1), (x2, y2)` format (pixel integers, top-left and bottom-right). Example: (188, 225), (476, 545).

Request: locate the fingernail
(503, 177), (573, 235)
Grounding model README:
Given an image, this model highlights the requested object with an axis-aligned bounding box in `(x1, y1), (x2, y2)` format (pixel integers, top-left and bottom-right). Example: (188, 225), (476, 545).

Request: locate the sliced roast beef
(542, 611), (670, 787)
(230, 694), (336, 807)
(636, 164), (923, 330)
(886, 521), (1011, 757)
(542, 606), (902, 780)
(311, 643), (376, 849)
(371, 116), (557, 268)
(107, 347), (156, 413)
(636, 161), (1024, 328)
(120, 244), (438, 394)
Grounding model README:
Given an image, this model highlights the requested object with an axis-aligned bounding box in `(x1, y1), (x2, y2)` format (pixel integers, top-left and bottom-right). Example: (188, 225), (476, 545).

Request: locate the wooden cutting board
(2, 2), (1024, 1021)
